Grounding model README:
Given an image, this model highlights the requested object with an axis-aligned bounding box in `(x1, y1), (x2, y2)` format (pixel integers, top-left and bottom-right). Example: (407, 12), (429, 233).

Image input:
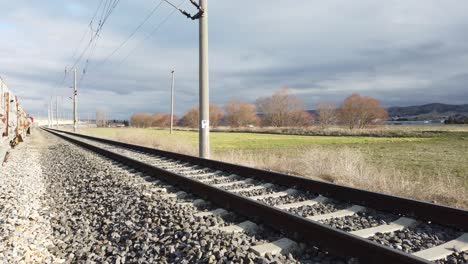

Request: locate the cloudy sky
(1, 0), (468, 119)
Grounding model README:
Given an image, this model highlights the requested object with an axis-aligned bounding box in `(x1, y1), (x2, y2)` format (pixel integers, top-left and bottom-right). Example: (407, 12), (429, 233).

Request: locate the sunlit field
(78, 126), (468, 208)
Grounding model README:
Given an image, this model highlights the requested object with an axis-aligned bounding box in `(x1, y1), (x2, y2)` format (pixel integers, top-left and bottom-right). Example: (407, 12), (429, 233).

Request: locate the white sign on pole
(201, 119), (209, 129)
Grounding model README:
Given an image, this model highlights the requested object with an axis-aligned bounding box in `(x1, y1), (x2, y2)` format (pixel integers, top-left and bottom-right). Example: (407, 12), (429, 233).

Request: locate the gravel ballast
(260, 191), (318, 206)
(368, 223), (462, 253)
(435, 251), (468, 264)
(36, 131), (359, 263)
(320, 210), (398, 232)
(0, 134), (63, 263)
(288, 201), (349, 218)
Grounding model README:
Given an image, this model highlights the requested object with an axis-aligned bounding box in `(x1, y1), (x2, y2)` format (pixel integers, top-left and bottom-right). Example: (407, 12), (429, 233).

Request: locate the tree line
(130, 88), (388, 130)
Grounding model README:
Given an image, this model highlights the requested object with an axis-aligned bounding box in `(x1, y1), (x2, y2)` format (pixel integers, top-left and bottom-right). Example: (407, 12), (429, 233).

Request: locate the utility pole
(47, 101), (51, 128)
(56, 96), (59, 128)
(166, 0), (208, 157)
(50, 97), (54, 128)
(198, 0), (209, 158)
(170, 68), (175, 134)
(73, 67), (78, 132)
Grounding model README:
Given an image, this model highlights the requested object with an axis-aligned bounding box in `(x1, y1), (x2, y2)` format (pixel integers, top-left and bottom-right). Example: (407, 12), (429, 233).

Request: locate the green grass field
(81, 127), (427, 149)
(79, 126), (468, 207)
(81, 127), (468, 181)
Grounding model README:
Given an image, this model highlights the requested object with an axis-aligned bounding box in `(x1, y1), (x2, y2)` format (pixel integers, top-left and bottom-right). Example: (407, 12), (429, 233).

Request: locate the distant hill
(307, 103), (468, 121)
(387, 103), (468, 118)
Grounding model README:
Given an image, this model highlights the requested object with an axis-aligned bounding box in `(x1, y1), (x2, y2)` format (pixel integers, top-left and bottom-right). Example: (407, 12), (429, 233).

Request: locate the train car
(1, 77), (32, 162)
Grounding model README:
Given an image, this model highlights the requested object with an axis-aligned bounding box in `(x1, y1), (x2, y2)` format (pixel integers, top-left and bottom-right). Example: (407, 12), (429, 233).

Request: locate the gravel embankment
(0, 135), (63, 263)
(39, 131), (359, 263)
(41, 139), (268, 263)
(44, 132), (360, 263)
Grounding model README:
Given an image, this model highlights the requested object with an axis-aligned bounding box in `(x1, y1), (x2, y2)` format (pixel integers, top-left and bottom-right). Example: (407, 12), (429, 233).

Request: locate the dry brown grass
(78, 128), (468, 209)
(83, 128), (198, 156)
(214, 147), (468, 209)
(175, 124), (468, 137)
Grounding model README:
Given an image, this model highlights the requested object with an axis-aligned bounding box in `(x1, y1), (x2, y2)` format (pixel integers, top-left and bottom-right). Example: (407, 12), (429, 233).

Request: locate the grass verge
(78, 127), (468, 209)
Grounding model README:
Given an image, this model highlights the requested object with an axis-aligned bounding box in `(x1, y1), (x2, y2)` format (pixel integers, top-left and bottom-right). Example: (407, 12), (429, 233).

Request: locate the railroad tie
(199, 174), (238, 184)
(172, 166), (202, 172)
(218, 221), (259, 234)
(177, 199), (208, 207)
(230, 183), (274, 193)
(412, 233), (468, 261)
(161, 191), (187, 199)
(186, 170), (223, 178)
(350, 217), (418, 238)
(250, 238), (298, 257)
(194, 208), (228, 218)
(275, 196), (329, 210)
(249, 188), (298, 200)
(212, 178), (254, 187)
(307, 205), (366, 221)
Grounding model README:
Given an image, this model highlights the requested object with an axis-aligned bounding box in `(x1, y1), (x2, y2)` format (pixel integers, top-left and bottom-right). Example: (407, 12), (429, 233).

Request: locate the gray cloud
(1, 0), (468, 119)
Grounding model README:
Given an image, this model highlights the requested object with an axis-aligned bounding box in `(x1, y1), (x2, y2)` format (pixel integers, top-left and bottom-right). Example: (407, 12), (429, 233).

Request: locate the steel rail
(46, 128), (468, 230)
(44, 128), (434, 264)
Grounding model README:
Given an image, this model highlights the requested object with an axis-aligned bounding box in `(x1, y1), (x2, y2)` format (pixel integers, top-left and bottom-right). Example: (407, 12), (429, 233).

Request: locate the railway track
(44, 128), (468, 264)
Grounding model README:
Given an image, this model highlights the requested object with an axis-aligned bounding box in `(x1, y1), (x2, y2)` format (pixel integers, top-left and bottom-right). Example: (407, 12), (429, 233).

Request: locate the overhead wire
(79, 0), (186, 87)
(117, 0), (187, 67)
(69, 0), (104, 64)
(79, 0), (166, 84)
(69, 0), (121, 70)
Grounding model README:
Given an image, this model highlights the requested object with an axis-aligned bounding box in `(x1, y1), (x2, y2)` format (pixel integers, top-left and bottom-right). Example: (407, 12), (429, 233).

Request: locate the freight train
(1, 77), (33, 162)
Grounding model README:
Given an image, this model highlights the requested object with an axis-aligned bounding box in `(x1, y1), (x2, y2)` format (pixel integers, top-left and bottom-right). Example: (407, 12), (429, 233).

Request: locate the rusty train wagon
(1, 78), (32, 162)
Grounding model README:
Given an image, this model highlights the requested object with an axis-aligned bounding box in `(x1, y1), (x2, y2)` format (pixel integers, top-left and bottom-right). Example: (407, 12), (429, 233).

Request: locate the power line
(79, 0), (165, 84)
(70, 0), (121, 70)
(79, 0), (186, 87)
(70, 0), (104, 64)
(117, 0), (187, 67)
(50, 0), (120, 109)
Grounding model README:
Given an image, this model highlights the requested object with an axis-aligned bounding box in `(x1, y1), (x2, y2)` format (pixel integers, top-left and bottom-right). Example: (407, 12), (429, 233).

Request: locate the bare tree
(289, 111), (314, 127)
(179, 104), (224, 128)
(96, 108), (108, 127)
(256, 88), (311, 127)
(179, 107), (198, 128)
(224, 100), (259, 127)
(130, 113), (152, 128)
(338, 93), (388, 129)
(316, 102), (337, 129)
(209, 104), (224, 128)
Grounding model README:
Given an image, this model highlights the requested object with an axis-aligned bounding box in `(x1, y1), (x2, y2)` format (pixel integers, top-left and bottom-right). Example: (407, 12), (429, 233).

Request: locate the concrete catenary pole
(198, 0), (210, 158)
(56, 96), (59, 128)
(47, 101), (51, 128)
(170, 68), (175, 134)
(50, 97), (54, 128)
(73, 67), (78, 132)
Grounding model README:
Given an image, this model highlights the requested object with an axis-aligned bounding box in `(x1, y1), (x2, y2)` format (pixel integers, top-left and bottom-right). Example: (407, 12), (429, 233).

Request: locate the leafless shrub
(179, 104), (224, 128)
(256, 87), (313, 127)
(338, 93), (388, 129)
(316, 102), (337, 129)
(130, 113), (152, 128)
(96, 108), (108, 127)
(224, 99), (259, 127)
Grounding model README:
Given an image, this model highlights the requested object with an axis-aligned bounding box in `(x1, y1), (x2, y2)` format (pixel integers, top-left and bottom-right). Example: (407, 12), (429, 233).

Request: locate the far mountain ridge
(386, 103), (468, 117)
(306, 103), (468, 120)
